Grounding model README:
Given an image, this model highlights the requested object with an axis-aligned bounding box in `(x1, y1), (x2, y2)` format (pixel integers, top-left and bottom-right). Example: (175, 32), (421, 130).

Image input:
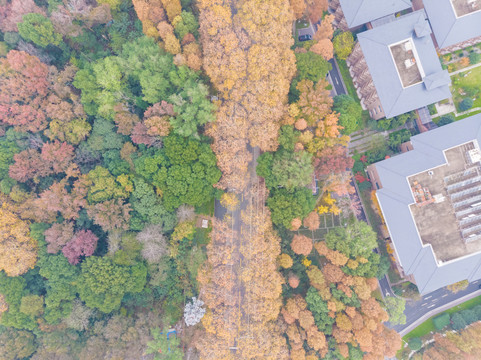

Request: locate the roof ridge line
(440, 15), (458, 48)
(351, 0), (367, 27)
(418, 265), (438, 294)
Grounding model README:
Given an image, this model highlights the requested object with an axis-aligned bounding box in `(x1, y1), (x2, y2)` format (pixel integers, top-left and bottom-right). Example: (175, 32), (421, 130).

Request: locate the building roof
(358, 10), (451, 119)
(374, 114), (481, 294)
(339, 0), (412, 28)
(423, 0), (481, 49)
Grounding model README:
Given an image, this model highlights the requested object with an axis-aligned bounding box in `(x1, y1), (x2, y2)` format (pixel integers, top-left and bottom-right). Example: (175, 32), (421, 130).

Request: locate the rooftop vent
(468, 148), (481, 163)
(414, 18), (432, 38)
(423, 70), (451, 90)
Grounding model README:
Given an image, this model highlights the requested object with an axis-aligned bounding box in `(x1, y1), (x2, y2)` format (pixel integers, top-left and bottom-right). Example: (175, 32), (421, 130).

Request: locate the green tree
(257, 149), (313, 190)
(20, 295), (44, 317)
(383, 296), (406, 325)
(38, 254), (79, 324)
(267, 188), (316, 228)
(134, 135), (221, 211)
(388, 129), (411, 151)
(408, 337), (422, 351)
(129, 177), (175, 231)
(295, 52), (332, 82)
(86, 166), (131, 204)
(325, 220), (377, 258)
(86, 117), (124, 153)
(451, 312), (467, 330)
(0, 272), (37, 330)
(168, 81), (215, 137)
(146, 328), (184, 359)
(333, 94), (362, 135)
(459, 98), (474, 111)
(77, 256), (147, 313)
(173, 11), (199, 39)
(333, 32), (354, 60)
(437, 113), (455, 126)
(460, 309), (478, 325)
(119, 36), (198, 104)
(278, 125), (300, 152)
(433, 313), (450, 330)
(18, 13), (62, 48)
(0, 138), (19, 194)
(97, 0), (123, 9)
(305, 287), (335, 334)
(469, 52), (481, 65)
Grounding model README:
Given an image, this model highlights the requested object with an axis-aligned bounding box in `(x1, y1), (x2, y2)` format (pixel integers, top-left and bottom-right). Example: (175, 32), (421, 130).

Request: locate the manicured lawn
(195, 197), (215, 216)
(295, 19), (310, 29)
(451, 66), (481, 111)
(445, 294), (481, 314)
(336, 56), (359, 102)
(403, 319), (436, 340)
(456, 109), (481, 120)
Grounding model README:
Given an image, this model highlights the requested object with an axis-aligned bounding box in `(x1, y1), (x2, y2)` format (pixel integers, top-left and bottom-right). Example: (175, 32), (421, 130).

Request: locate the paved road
(328, 58), (347, 96)
(378, 276), (393, 298)
(350, 176), (394, 299)
(391, 280), (481, 335)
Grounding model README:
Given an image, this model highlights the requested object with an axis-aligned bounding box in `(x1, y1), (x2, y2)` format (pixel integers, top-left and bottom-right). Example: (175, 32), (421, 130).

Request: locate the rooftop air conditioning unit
(468, 149), (481, 163)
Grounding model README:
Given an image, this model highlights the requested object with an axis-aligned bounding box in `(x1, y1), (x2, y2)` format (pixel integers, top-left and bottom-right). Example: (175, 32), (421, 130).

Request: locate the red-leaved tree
(62, 230), (98, 265)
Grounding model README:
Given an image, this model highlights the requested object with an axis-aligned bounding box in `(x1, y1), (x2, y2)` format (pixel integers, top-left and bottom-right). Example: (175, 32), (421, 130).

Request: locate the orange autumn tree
(281, 236), (401, 358)
(200, 0), (295, 189)
(291, 234), (313, 256)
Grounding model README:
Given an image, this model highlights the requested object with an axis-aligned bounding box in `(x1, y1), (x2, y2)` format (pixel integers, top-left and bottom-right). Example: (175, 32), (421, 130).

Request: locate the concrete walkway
(449, 61), (481, 76)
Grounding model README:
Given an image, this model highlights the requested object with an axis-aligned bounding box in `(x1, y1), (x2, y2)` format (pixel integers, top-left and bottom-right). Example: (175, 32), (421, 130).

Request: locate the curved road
(391, 281), (481, 335)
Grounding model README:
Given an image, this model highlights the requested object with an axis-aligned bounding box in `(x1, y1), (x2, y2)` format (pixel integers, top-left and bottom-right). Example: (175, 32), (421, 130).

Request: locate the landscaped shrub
(388, 129), (411, 151)
(463, 86), (480, 98)
(437, 114), (455, 126)
(451, 312), (467, 330)
(469, 52), (481, 65)
(408, 337), (422, 351)
(460, 309), (478, 325)
(459, 98), (474, 111)
(433, 313), (450, 330)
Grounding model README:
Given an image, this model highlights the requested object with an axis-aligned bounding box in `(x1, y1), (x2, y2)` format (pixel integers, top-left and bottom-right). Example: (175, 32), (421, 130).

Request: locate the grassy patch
(403, 295), (481, 343)
(403, 320), (436, 341)
(336, 56), (359, 102)
(456, 109), (481, 120)
(195, 197), (215, 216)
(445, 295), (481, 314)
(193, 227), (212, 246)
(451, 66), (481, 110)
(295, 19), (310, 29)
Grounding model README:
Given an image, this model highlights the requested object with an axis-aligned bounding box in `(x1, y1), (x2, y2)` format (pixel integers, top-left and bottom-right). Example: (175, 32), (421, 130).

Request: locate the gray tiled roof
(375, 114), (481, 294)
(339, 0), (412, 28)
(358, 10), (451, 119)
(423, 0), (481, 49)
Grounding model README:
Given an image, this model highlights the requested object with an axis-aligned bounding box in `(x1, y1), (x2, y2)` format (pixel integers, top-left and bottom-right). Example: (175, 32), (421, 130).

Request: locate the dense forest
(0, 0), (401, 359)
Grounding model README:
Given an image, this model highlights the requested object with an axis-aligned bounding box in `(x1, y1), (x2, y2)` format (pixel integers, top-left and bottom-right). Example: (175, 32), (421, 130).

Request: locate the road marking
(421, 303), (427, 306)
(424, 296), (432, 300)
(442, 294), (448, 298)
(428, 304), (436, 308)
(335, 78), (339, 85)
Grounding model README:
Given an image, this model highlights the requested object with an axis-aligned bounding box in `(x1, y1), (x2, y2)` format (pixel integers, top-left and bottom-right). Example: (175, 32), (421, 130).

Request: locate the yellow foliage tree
(160, 0), (181, 22)
(279, 253), (294, 269)
(220, 192), (239, 211)
(0, 202), (37, 276)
